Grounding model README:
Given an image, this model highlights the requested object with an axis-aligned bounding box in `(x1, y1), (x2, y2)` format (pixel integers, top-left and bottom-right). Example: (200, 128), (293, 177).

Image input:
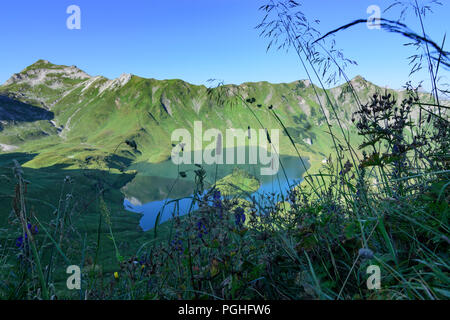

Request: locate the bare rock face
(0, 143), (19, 152)
(297, 95), (311, 116)
(302, 79), (311, 87)
(349, 75), (368, 91)
(98, 73), (132, 94)
(160, 95), (173, 116)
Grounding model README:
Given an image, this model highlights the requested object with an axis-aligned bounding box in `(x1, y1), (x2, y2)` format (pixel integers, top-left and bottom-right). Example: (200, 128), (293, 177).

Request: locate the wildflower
(196, 221), (208, 239)
(16, 236), (25, 248)
(234, 207), (246, 227)
(170, 239), (183, 253)
(16, 224), (38, 249)
(114, 272), (119, 279)
(328, 204), (339, 213)
(212, 190), (223, 213)
(392, 144), (400, 154)
(28, 223), (38, 235)
(340, 160), (353, 176)
(358, 248), (374, 259)
(138, 255), (150, 268)
(213, 190), (221, 201)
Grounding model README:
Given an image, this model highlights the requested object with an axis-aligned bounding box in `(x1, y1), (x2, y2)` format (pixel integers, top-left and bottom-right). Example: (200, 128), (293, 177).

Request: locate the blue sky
(0, 0), (448, 90)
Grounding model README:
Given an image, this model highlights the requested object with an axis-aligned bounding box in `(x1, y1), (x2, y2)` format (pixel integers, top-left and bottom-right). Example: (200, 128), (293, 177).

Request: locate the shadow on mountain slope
(0, 95), (54, 123)
(0, 152), (154, 293)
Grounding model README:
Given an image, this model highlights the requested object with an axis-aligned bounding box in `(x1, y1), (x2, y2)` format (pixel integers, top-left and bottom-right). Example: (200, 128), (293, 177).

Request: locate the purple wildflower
(196, 221), (208, 239)
(234, 207), (246, 227)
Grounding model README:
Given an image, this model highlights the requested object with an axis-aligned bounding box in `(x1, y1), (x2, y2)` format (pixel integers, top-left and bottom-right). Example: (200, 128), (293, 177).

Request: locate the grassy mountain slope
(0, 60), (387, 168)
(1, 60), (440, 173)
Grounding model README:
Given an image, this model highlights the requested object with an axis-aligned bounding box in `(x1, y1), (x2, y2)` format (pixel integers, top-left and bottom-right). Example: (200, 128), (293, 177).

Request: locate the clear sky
(0, 0), (448, 90)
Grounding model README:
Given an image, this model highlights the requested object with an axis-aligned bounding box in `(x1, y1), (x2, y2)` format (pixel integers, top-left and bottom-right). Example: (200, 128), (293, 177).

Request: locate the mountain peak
(351, 75), (366, 82)
(27, 59), (54, 69)
(4, 60), (91, 87)
(24, 59), (88, 74)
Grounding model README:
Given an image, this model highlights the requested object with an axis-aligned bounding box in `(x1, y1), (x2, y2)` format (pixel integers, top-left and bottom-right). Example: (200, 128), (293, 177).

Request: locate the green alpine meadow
(0, 0), (448, 302)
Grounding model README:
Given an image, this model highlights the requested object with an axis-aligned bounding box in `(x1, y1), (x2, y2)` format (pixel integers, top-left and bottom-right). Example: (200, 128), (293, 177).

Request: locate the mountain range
(0, 60), (433, 170)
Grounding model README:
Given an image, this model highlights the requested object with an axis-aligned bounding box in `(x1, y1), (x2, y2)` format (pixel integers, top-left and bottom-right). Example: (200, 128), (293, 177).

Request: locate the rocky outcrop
(99, 73), (132, 94)
(5, 65), (90, 87)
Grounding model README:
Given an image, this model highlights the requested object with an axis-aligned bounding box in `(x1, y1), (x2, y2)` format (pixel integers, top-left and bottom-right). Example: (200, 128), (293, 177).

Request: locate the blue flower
(29, 224), (38, 235)
(392, 144), (399, 153)
(213, 190), (221, 201)
(16, 236), (25, 248)
(234, 207), (246, 227)
(212, 190), (223, 210)
(25, 223), (38, 234)
(170, 239), (183, 253)
(16, 224), (38, 249)
(196, 221), (208, 239)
